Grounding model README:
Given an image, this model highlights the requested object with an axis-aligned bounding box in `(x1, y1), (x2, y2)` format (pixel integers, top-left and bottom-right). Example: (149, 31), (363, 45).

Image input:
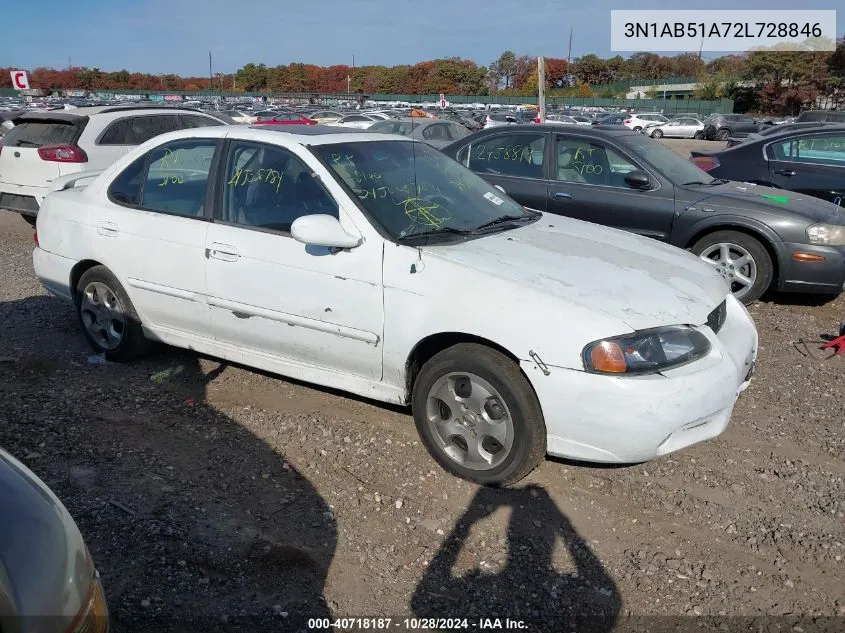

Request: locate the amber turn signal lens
(589, 341), (627, 373)
(792, 253), (825, 262)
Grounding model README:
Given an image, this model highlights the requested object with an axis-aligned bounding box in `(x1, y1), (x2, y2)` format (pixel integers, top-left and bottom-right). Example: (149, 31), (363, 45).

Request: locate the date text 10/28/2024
(308, 618), (528, 630)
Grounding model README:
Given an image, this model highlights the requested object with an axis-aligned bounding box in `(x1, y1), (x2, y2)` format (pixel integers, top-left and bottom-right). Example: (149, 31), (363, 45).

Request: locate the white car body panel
(32, 126), (757, 464)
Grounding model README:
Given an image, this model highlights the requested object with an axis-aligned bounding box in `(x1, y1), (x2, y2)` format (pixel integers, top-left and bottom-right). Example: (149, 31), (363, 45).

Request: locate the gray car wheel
(411, 343), (546, 486)
(691, 231), (773, 304)
(651, 129), (663, 139)
(716, 128), (731, 141)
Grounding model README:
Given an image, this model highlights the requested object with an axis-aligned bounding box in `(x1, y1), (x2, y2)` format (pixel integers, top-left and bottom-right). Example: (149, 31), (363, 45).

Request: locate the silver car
(647, 117), (705, 139)
(368, 117), (470, 149)
(0, 447), (109, 633)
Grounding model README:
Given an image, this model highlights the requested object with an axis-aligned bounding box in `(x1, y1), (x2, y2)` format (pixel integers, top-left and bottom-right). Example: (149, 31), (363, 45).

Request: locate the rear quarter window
(2, 120), (81, 147)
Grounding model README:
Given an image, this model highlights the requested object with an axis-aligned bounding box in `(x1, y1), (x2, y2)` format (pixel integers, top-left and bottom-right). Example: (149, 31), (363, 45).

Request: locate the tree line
(2, 41), (842, 114)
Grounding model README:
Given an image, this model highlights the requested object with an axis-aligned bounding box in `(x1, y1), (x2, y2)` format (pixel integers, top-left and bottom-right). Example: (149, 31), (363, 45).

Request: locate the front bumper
(774, 242), (845, 294)
(523, 295), (758, 463)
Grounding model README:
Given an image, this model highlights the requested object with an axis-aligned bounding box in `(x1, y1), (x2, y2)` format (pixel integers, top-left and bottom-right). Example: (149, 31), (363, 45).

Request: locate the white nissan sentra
(32, 126), (758, 485)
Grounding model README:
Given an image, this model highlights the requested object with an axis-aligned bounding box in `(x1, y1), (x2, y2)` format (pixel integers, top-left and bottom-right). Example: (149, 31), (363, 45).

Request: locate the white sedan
(325, 114), (382, 129)
(32, 127), (758, 485)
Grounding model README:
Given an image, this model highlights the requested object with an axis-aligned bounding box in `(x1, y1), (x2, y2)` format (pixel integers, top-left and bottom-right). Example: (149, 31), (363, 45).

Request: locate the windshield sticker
(484, 191), (504, 206)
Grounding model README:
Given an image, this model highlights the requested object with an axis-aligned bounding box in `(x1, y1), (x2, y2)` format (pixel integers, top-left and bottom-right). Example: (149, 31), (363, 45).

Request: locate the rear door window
(98, 119), (131, 145)
(465, 132), (547, 179)
(2, 120), (81, 147)
(125, 115), (181, 144)
(179, 114), (224, 128)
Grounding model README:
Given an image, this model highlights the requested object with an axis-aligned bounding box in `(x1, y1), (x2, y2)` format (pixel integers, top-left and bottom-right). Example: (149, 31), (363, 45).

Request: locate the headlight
(69, 571), (109, 633)
(807, 223), (845, 246)
(583, 326), (711, 375)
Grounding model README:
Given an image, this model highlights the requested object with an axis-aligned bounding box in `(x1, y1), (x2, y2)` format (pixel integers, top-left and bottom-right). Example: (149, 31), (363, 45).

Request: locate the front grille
(707, 300), (727, 334)
(0, 192), (39, 213)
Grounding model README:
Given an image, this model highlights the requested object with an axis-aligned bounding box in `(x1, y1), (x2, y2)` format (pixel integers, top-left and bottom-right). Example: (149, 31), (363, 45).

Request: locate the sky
(1, 0), (842, 75)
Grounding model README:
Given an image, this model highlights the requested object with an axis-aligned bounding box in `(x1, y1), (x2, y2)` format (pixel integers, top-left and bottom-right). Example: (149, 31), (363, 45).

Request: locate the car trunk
(0, 115), (87, 187)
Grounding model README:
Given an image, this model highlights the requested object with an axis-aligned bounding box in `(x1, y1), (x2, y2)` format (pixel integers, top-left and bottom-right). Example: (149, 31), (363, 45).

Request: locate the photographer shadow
(411, 485), (620, 633)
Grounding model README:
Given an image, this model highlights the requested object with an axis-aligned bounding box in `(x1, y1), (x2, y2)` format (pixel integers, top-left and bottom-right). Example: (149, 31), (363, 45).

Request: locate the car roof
(746, 122), (845, 142)
(163, 125), (404, 146)
(470, 123), (638, 138)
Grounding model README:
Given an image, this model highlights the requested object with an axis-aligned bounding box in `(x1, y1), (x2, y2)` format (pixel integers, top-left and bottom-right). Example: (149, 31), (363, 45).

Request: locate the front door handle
(97, 221), (118, 237)
(207, 243), (239, 262)
(552, 191), (573, 200)
(774, 169), (796, 177)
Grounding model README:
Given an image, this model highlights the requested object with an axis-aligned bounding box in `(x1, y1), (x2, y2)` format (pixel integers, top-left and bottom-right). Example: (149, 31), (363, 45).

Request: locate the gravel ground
(1, 146), (844, 632)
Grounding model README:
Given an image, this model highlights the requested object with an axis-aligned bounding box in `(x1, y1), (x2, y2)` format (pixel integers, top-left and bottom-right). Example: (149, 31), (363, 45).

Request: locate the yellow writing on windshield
(399, 197), (451, 227)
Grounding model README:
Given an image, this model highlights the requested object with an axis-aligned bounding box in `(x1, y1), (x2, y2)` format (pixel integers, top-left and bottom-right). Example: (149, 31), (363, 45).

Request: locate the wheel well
(686, 225), (779, 285)
(404, 332), (520, 399)
(69, 259), (103, 302)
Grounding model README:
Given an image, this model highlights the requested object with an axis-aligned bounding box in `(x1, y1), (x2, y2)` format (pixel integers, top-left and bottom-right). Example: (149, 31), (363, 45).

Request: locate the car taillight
(0, 140), (3, 157)
(38, 145), (88, 163)
(33, 228), (38, 246)
(624, 119), (632, 124)
(691, 155), (721, 171)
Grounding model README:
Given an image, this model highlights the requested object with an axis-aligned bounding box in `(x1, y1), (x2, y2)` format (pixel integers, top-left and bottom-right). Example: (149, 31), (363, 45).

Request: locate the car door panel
(548, 134), (675, 240)
(767, 134), (845, 203)
(205, 140), (384, 380)
(93, 139), (219, 337)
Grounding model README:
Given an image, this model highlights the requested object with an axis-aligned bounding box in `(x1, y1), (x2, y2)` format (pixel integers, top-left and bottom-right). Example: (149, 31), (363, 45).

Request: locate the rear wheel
(716, 128), (731, 141)
(651, 129), (663, 139)
(633, 126), (643, 133)
(691, 231), (773, 304)
(693, 131), (703, 139)
(75, 266), (151, 361)
(411, 343), (546, 486)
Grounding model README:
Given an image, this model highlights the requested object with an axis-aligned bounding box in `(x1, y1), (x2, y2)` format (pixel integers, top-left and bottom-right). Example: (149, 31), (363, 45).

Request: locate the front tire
(411, 343), (546, 486)
(75, 266), (151, 361)
(716, 128), (731, 141)
(651, 129), (663, 139)
(693, 131), (703, 139)
(691, 231), (773, 304)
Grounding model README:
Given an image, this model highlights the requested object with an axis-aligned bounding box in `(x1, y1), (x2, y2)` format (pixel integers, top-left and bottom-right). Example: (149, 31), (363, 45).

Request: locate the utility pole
(566, 28), (573, 86)
(208, 51), (213, 91)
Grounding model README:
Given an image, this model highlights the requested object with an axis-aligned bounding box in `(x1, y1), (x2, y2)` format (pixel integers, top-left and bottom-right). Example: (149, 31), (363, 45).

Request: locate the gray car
(0, 447), (109, 633)
(367, 117), (469, 149)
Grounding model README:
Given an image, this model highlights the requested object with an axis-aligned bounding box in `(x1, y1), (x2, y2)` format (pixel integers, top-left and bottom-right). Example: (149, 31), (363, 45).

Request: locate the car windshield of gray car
(625, 136), (716, 186)
(312, 140), (536, 241)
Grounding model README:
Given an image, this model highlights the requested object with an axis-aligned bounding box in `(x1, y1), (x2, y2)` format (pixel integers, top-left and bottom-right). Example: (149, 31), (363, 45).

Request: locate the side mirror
(624, 170), (652, 190)
(291, 214), (362, 249)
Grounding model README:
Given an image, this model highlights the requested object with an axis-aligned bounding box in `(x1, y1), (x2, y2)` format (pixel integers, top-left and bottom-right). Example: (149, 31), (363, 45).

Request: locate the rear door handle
(552, 191), (573, 200)
(774, 169), (796, 177)
(207, 243), (239, 262)
(97, 221), (118, 237)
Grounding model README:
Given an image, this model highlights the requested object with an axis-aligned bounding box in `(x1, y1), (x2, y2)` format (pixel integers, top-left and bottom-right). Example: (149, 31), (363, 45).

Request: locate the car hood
(423, 214), (728, 331)
(677, 180), (844, 224)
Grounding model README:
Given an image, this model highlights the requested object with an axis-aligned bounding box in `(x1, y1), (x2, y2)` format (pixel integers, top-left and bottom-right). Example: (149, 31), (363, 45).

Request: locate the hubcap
(425, 372), (514, 471)
(80, 281), (125, 350)
(699, 243), (757, 300)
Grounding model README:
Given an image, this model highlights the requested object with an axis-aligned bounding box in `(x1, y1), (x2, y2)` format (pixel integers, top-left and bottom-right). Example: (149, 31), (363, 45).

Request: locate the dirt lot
(1, 139), (843, 632)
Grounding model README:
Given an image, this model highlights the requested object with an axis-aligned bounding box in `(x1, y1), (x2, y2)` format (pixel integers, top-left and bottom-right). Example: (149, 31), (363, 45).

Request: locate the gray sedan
(0, 447), (109, 632)
(368, 118), (470, 149)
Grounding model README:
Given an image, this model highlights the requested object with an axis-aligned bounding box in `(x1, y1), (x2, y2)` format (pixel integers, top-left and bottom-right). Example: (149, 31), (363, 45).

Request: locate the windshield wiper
(472, 214), (531, 232)
(397, 226), (474, 241)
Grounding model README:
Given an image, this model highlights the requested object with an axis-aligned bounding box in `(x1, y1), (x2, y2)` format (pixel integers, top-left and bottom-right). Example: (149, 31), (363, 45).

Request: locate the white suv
(623, 113), (668, 132)
(0, 106), (226, 224)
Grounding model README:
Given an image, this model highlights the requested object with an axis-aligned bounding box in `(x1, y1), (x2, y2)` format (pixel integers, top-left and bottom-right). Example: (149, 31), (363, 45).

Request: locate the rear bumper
(33, 247), (75, 302)
(0, 182), (49, 215)
(774, 242), (845, 294)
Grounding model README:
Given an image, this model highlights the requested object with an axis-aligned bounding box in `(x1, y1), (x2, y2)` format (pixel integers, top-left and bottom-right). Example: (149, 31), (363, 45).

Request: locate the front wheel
(411, 343), (546, 486)
(651, 129), (663, 139)
(716, 128), (731, 141)
(76, 265), (151, 361)
(693, 131), (703, 139)
(691, 231), (773, 304)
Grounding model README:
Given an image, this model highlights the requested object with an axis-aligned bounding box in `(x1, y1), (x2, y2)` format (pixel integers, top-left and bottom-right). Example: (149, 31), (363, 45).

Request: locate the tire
(691, 231), (773, 304)
(411, 343), (546, 486)
(21, 214), (36, 227)
(651, 129), (663, 139)
(716, 127), (731, 141)
(633, 126), (642, 132)
(75, 265), (151, 361)
(693, 131), (703, 139)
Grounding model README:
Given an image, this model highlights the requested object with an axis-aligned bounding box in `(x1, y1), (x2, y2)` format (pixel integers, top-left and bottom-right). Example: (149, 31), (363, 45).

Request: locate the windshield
(312, 140), (534, 240)
(623, 136), (716, 185)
